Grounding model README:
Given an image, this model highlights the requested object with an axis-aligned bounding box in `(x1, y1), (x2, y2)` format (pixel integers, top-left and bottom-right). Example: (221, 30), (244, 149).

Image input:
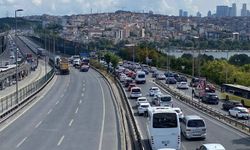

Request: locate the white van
(135, 71), (146, 84)
(181, 115), (206, 139)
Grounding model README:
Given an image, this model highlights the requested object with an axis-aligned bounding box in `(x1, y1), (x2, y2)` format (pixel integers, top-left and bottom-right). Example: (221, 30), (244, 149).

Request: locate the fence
(0, 68), (54, 121)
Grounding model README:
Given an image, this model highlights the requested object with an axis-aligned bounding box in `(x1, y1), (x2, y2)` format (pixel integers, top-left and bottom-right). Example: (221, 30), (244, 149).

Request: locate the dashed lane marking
(16, 137), (27, 148)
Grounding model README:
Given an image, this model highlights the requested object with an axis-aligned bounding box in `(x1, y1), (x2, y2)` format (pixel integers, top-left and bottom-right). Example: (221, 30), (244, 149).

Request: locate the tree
(104, 52), (112, 72)
(110, 54), (120, 73)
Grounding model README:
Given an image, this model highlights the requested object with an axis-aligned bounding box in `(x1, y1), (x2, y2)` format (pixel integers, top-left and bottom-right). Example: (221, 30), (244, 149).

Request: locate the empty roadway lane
(0, 67), (120, 150)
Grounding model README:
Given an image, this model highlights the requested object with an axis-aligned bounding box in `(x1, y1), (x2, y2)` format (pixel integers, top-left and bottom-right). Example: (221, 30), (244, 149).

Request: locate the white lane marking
(57, 135), (65, 146)
(153, 81), (248, 138)
(81, 93), (84, 97)
(82, 84), (85, 87)
(97, 78), (106, 150)
(47, 109), (53, 115)
(75, 107), (79, 114)
(60, 94), (64, 98)
(16, 137), (27, 148)
(82, 88), (85, 92)
(79, 100), (82, 104)
(56, 100), (59, 105)
(69, 119), (74, 127)
(0, 76), (57, 133)
(35, 121), (42, 128)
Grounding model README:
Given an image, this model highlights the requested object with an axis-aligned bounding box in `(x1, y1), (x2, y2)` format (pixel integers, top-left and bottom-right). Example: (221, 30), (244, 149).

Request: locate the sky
(0, 0), (250, 17)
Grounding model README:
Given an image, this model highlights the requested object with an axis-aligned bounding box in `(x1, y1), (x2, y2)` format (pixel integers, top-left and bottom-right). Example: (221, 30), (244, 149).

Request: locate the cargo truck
(58, 57), (70, 74)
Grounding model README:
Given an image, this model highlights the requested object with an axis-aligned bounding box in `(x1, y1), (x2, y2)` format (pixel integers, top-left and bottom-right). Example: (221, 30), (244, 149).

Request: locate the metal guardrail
(155, 80), (250, 135)
(0, 68), (54, 123)
(91, 63), (143, 150)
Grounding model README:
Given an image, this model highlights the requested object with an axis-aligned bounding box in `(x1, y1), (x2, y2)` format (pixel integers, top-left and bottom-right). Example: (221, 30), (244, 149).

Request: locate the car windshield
(132, 89), (141, 92)
(153, 113), (178, 128)
(161, 96), (171, 102)
(239, 108), (249, 113)
(141, 105), (149, 108)
(187, 120), (205, 127)
(138, 74), (145, 78)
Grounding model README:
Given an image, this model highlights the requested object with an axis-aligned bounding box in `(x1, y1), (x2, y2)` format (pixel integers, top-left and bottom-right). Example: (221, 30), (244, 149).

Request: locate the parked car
(166, 77), (177, 84)
(128, 83), (136, 92)
(137, 102), (151, 115)
(181, 115), (206, 140)
(196, 143), (225, 150)
(130, 87), (142, 99)
(136, 97), (148, 106)
(228, 107), (249, 119)
(149, 87), (161, 96)
(176, 82), (189, 89)
(156, 73), (166, 80)
(222, 100), (243, 111)
(201, 93), (219, 105)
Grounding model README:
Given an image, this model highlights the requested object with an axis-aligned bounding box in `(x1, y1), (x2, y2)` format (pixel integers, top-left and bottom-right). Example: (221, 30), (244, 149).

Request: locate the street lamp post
(15, 9), (23, 104)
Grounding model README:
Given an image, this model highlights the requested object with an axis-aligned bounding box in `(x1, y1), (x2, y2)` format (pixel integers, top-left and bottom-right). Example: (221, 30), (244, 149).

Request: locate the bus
(147, 107), (181, 150)
(221, 84), (250, 107)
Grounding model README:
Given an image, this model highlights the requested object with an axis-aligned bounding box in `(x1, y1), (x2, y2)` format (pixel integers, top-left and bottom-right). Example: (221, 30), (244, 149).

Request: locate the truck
(55, 57), (70, 75)
(193, 78), (216, 98)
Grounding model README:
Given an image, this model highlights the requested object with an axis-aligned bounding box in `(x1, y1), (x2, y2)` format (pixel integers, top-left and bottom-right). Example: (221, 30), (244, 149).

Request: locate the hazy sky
(0, 0), (250, 17)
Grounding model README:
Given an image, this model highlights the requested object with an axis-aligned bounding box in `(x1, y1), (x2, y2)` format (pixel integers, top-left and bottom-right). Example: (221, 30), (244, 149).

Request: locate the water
(163, 50), (250, 60)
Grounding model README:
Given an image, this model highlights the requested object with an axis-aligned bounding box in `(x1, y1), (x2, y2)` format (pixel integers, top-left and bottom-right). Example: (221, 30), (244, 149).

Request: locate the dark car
(124, 78), (133, 87)
(201, 93), (219, 104)
(165, 77), (177, 84)
(190, 77), (200, 87)
(222, 100), (243, 111)
(164, 71), (174, 78)
(176, 75), (188, 82)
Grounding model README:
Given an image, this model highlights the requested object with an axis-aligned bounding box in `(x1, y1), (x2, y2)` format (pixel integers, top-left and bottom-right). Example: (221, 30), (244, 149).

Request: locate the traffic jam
(113, 60), (249, 150)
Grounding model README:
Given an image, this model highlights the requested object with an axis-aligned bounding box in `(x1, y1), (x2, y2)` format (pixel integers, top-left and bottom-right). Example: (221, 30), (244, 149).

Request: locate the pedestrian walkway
(0, 60), (51, 99)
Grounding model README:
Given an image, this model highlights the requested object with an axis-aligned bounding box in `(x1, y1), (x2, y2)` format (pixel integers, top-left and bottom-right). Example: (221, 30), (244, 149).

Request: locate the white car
(229, 107), (249, 119)
(136, 97), (148, 106)
(172, 107), (184, 119)
(149, 87), (161, 96)
(137, 102), (151, 115)
(119, 73), (127, 82)
(130, 87), (142, 99)
(197, 143), (225, 150)
(156, 73), (166, 80)
(177, 82), (189, 89)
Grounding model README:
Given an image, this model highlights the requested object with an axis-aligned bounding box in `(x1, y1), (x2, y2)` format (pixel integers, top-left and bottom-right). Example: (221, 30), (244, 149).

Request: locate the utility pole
(14, 9), (23, 104)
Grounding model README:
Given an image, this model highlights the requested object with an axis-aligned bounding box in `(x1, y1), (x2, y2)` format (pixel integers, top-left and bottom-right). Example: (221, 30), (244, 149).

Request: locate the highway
(121, 74), (250, 150)
(0, 67), (120, 150)
(156, 72), (250, 126)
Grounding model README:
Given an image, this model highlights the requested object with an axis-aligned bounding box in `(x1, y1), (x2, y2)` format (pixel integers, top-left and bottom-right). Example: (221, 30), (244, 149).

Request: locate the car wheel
(236, 114), (239, 119)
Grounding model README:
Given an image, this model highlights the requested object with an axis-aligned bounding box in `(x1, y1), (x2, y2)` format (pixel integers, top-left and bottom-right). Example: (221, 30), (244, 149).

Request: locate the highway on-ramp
(0, 67), (120, 150)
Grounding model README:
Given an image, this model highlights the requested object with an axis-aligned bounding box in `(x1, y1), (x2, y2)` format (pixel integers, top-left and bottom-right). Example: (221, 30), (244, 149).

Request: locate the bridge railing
(0, 67), (54, 123)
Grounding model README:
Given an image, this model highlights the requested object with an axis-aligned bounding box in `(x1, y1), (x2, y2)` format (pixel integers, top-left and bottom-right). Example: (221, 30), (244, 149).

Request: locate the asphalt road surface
(0, 67), (120, 150)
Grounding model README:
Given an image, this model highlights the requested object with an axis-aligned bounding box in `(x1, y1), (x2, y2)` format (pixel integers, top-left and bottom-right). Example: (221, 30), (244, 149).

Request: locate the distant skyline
(1, 0), (250, 17)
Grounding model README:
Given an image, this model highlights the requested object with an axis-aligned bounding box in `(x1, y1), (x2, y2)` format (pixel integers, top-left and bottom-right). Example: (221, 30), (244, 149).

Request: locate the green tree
(104, 52), (112, 72)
